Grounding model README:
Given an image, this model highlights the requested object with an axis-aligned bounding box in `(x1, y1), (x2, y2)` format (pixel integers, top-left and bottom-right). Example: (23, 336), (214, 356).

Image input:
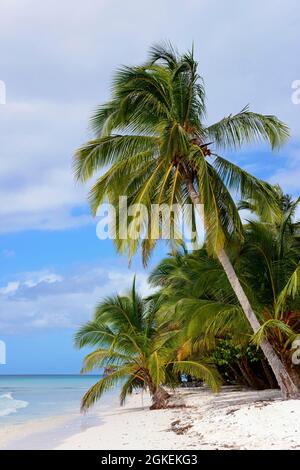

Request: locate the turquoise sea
(0, 375), (118, 425)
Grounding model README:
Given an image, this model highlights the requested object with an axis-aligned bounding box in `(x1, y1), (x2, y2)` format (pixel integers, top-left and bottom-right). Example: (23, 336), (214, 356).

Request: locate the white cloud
(1, 249), (15, 258)
(22, 271), (63, 288)
(270, 168), (300, 193)
(269, 147), (300, 194)
(0, 100), (94, 232)
(0, 0), (299, 233)
(0, 281), (20, 295)
(0, 265), (153, 333)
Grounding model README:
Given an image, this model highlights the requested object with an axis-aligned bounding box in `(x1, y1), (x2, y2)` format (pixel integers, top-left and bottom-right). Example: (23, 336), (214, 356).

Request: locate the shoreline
(1, 387), (300, 450)
(0, 406), (107, 450)
(55, 386), (300, 450)
(0, 414), (75, 450)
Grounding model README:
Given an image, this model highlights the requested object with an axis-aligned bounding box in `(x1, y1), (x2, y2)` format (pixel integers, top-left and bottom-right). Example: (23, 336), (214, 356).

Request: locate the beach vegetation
(75, 279), (220, 411)
(74, 42), (299, 398)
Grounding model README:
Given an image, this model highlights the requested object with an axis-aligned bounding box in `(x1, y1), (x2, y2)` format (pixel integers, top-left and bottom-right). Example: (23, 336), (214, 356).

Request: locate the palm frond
(120, 373), (145, 406)
(251, 319), (296, 347)
(206, 106), (289, 150)
(276, 265), (300, 315)
(74, 134), (158, 182)
(80, 349), (132, 373)
(213, 155), (279, 221)
(172, 360), (221, 392)
(80, 366), (133, 412)
(74, 321), (115, 349)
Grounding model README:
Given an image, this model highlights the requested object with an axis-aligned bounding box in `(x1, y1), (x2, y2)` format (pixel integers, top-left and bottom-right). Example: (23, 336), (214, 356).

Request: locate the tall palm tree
(74, 43), (298, 397)
(75, 280), (220, 411)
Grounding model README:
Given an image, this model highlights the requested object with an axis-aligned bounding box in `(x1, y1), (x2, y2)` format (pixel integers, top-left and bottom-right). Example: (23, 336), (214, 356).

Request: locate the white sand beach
(0, 414), (74, 450)
(55, 387), (300, 450)
(1, 387), (300, 450)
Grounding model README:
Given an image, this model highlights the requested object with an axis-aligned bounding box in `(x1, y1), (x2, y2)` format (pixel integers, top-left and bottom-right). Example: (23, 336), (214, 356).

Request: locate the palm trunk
(146, 374), (170, 409)
(186, 180), (300, 399)
(281, 354), (300, 390)
(218, 249), (299, 398)
(149, 386), (170, 410)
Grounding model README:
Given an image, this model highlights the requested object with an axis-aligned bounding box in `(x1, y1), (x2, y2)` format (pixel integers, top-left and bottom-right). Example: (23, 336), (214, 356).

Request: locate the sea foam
(0, 392), (29, 417)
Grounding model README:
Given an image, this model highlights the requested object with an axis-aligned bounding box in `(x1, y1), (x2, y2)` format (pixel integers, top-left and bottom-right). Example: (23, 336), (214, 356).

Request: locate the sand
(0, 414), (74, 450)
(1, 386), (300, 450)
(55, 386), (300, 450)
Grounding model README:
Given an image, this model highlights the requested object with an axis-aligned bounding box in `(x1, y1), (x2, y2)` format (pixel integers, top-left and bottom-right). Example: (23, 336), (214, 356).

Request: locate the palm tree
(149, 247), (251, 377)
(75, 280), (220, 411)
(239, 184), (300, 257)
(74, 42), (298, 397)
(237, 193), (300, 387)
(150, 192), (300, 389)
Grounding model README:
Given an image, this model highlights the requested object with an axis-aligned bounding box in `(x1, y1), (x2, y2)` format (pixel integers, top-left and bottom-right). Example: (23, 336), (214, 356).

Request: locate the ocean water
(0, 375), (119, 425)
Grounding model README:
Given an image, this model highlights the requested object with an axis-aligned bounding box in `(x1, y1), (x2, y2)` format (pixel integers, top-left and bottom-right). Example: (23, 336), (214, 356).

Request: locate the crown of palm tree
(74, 42), (289, 263)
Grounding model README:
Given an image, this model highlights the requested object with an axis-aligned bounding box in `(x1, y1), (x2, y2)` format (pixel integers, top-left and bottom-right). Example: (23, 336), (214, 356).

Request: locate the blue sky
(0, 0), (300, 374)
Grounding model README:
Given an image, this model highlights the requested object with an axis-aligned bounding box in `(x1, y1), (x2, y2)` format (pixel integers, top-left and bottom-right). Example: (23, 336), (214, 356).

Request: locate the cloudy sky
(0, 0), (299, 373)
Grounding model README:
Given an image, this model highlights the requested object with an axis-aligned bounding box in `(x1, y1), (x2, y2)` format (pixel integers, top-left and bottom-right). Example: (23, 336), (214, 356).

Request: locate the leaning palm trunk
(281, 354), (300, 390)
(218, 249), (299, 398)
(150, 387), (170, 410)
(187, 181), (300, 399)
(148, 381), (170, 410)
